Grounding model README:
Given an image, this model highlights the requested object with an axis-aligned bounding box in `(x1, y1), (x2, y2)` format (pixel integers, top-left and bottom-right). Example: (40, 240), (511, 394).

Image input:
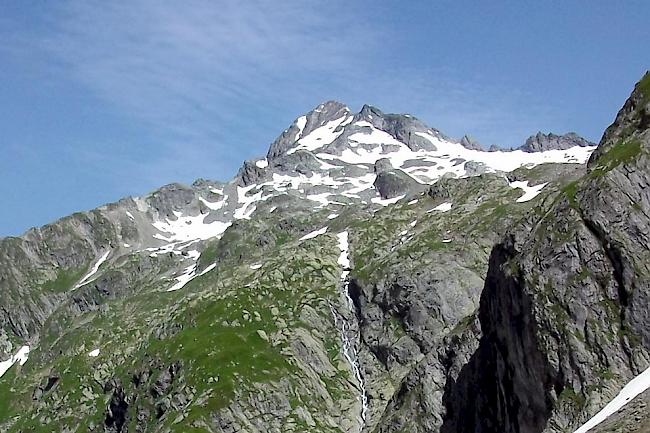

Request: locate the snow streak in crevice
(574, 366), (650, 433)
(73, 250), (111, 290)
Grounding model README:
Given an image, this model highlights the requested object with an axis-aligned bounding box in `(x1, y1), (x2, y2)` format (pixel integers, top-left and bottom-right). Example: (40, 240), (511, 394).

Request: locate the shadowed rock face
(373, 169), (423, 199)
(439, 241), (561, 433)
(520, 131), (595, 152)
(440, 72), (650, 433)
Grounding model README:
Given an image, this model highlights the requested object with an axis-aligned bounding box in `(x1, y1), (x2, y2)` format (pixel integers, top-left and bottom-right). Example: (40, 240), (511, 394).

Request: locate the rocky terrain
(519, 132), (596, 153)
(0, 71), (648, 433)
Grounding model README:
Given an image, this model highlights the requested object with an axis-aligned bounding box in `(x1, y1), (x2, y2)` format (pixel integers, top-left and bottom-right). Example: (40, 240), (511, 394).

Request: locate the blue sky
(0, 1), (648, 236)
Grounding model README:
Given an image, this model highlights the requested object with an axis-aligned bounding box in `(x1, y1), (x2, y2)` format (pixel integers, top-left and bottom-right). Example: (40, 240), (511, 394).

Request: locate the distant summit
(459, 135), (483, 151)
(519, 131), (595, 152)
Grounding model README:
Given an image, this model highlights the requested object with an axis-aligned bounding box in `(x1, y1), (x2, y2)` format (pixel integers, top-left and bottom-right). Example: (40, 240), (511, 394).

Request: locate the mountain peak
(266, 101), (350, 160)
(313, 100), (349, 114)
(358, 104), (384, 119)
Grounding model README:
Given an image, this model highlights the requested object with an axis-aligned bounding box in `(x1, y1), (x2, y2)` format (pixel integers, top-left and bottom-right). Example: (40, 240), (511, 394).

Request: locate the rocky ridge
(1, 72), (645, 433)
(520, 132), (597, 153)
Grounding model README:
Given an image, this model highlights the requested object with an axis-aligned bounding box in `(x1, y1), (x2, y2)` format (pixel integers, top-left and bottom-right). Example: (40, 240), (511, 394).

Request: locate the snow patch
(255, 159), (268, 169)
(166, 250), (202, 292)
(0, 345), (29, 379)
(306, 192), (336, 208)
(336, 231), (350, 273)
(509, 181), (549, 203)
(250, 263), (262, 270)
(199, 263), (217, 276)
(153, 212), (231, 242)
(300, 226), (328, 241)
(415, 132), (595, 172)
(288, 114), (349, 155)
(294, 115), (307, 141)
(74, 250), (110, 289)
(574, 366), (650, 433)
(88, 349), (100, 357)
(371, 194), (405, 206)
(167, 266), (195, 292)
(233, 184), (268, 220)
(429, 202), (453, 213)
(199, 196), (226, 210)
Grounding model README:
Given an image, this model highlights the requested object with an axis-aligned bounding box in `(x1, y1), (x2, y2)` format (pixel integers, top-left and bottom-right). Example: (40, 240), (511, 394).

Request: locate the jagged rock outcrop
(441, 72), (650, 433)
(373, 163), (423, 199)
(266, 100), (350, 160)
(459, 135), (483, 151)
(520, 131), (595, 152)
(488, 144), (500, 152)
(352, 104), (449, 151)
(590, 72), (650, 163)
(236, 160), (269, 187)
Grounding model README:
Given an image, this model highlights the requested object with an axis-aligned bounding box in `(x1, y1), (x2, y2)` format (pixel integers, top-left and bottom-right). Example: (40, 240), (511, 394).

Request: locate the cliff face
(441, 73), (650, 432)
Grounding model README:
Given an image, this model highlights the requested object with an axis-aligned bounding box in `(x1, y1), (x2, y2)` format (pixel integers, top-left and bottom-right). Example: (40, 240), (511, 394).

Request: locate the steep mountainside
(441, 72), (650, 433)
(2, 73), (648, 433)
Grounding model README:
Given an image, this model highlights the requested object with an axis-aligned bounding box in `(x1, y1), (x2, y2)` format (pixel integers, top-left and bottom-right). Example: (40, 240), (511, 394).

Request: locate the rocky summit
(0, 72), (649, 433)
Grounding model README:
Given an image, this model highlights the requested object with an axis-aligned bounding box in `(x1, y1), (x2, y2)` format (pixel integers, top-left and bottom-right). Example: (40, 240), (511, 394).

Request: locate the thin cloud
(42, 1), (374, 141)
(17, 1), (562, 188)
(340, 67), (561, 148)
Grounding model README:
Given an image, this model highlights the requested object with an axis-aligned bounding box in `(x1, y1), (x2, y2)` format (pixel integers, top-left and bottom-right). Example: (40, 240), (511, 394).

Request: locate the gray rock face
(354, 104), (448, 151)
(346, 169), (588, 433)
(0, 178), (229, 358)
(147, 183), (198, 218)
(589, 71), (650, 164)
(459, 135), (483, 151)
(374, 158), (394, 174)
(266, 100), (349, 160)
(373, 169), (422, 199)
(440, 72), (650, 433)
(267, 152), (321, 180)
(464, 160), (488, 176)
(236, 160), (269, 187)
(519, 131), (596, 152)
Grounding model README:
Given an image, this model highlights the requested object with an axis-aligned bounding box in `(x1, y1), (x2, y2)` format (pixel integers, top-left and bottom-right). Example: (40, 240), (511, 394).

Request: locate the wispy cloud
(44, 1), (374, 138)
(14, 0), (560, 188)
(352, 68), (560, 148)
